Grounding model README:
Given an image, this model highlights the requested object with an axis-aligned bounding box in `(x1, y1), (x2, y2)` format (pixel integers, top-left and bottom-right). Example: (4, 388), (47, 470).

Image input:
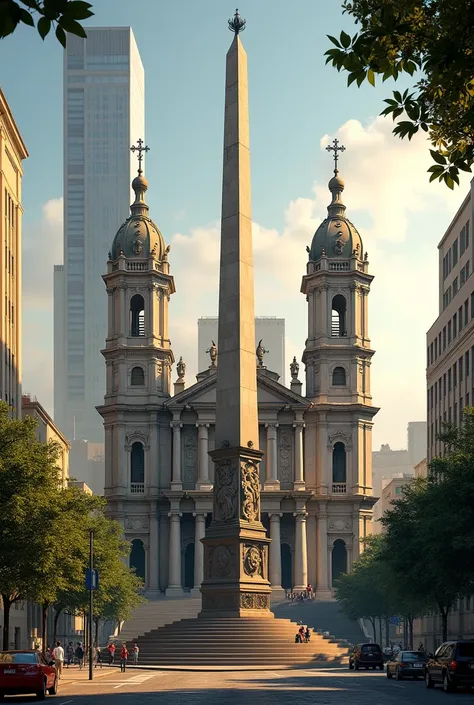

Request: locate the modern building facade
(197, 317), (286, 382)
(54, 27), (145, 444)
(0, 88), (28, 416)
(427, 179), (474, 461)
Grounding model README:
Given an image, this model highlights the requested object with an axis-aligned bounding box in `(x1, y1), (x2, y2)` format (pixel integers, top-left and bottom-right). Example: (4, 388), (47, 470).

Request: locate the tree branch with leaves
(0, 0), (94, 46)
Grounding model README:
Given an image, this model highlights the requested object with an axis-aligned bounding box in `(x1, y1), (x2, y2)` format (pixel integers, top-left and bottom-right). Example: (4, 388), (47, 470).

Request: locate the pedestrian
(418, 642), (425, 652)
(75, 642), (84, 670)
(53, 641), (64, 679)
(132, 643), (139, 666)
(120, 643), (128, 672)
(95, 645), (102, 669)
(305, 627), (311, 643)
(65, 642), (74, 668)
(108, 642), (115, 665)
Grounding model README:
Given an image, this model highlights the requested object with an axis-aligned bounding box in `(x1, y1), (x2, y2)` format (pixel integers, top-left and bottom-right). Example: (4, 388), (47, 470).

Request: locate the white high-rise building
(197, 317), (286, 381)
(54, 27), (145, 444)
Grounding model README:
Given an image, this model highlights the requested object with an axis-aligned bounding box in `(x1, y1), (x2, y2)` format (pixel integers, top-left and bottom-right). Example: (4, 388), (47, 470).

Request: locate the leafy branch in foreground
(0, 0), (94, 47)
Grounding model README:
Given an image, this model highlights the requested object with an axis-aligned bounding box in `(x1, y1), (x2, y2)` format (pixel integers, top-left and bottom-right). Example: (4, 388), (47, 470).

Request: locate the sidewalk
(61, 666), (115, 683)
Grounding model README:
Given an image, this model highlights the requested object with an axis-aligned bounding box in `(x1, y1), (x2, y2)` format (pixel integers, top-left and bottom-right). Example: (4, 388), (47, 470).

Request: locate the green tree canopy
(325, 0), (474, 188)
(0, 0), (93, 46)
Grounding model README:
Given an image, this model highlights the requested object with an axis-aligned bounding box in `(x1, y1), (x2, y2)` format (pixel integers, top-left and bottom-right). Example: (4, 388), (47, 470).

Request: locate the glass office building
(54, 27), (145, 443)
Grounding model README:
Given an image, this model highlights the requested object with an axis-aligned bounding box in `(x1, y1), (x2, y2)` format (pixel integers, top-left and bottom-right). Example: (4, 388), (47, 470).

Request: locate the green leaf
(444, 174), (455, 189)
(347, 71), (359, 86)
(327, 34), (341, 48)
(19, 9), (35, 27)
(55, 24), (66, 48)
(58, 15), (87, 38)
(392, 107), (404, 119)
(340, 30), (351, 49)
(66, 1), (94, 21)
(393, 90), (402, 103)
(430, 149), (447, 165)
(367, 69), (375, 87)
(37, 16), (51, 40)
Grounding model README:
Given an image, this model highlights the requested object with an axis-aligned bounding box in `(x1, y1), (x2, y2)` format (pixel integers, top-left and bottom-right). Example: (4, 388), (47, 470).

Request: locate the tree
(0, 0), (94, 46)
(0, 402), (62, 649)
(325, 1), (474, 188)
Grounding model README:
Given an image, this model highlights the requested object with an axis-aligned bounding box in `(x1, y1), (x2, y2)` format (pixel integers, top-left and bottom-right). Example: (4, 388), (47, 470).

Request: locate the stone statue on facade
(290, 356), (299, 380)
(207, 341), (217, 367)
(176, 356), (186, 380)
(256, 339), (268, 367)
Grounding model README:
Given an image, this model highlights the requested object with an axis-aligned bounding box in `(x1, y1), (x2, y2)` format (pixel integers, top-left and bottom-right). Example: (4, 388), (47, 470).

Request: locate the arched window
(131, 366), (145, 386)
(331, 295), (347, 337)
(130, 539), (146, 582)
(332, 366), (346, 386)
(332, 539), (347, 585)
(130, 294), (145, 337)
(130, 442), (144, 486)
(332, 442), (346, 484)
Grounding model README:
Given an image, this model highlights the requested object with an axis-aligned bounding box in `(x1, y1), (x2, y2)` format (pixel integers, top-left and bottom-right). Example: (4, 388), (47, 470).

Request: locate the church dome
(309, 170), (363, 261)
(110, 167), (166, 260)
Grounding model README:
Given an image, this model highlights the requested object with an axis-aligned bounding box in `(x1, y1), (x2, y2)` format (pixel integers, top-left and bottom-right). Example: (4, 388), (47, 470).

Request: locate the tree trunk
(439, 604), (449, 642)
(385, 616), (390, 647)
(403, 616), (408, 649)
(1, 594), (12, 651)
(94, 617), (100, 647)
(378, 618), (383, 646)
(41, 604), (49, 654)
(52, 607), (63, 646)
(408, 616), (414, 649)
(369, 618), (376, 642)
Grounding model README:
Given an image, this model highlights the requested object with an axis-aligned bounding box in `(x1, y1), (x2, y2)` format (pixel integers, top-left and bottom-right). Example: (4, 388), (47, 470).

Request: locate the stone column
(307, 513), (317, 588)
(148, 509), (159, 597)
(119, 285), (127, 338)
(352, 505), (361, 563)
(191, 512), (207, 596)
(268, 513), (284, 598)
(328, 545), (333, 591)
(196, 423), (212, 490)
(170, 421), (182, 490)
(315, 504), (332, 599)
(166, 511), (183, 596)
(293, 420), (305, 490)
(293, 510), (308, 591)
(264, 423), (279, 489)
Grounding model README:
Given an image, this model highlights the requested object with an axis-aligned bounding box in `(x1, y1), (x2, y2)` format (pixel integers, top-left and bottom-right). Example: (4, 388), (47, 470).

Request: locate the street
(21, 667), (474, 704)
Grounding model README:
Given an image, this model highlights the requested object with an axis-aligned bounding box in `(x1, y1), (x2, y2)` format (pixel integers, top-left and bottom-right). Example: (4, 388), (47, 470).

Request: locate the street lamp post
(89, 529), (94, 681)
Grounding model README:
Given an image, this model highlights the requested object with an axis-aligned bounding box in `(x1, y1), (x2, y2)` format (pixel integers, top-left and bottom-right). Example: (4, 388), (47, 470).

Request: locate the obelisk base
(199, 446), (273, 619)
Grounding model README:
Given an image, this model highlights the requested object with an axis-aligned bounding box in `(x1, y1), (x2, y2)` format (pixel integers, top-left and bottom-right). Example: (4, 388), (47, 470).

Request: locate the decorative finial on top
(228, 8), (246, 34)
(326, 138), (346, 174)
(130, 138), (150, 175)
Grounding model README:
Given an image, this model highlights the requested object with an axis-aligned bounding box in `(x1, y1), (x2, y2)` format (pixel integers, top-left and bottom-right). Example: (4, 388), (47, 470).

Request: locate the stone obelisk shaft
(199, 32), (272, 619)
(215, 34), (258, 450)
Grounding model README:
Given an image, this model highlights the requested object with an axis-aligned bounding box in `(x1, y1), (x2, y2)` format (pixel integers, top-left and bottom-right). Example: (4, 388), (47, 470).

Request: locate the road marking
(113, 674), (157, 689)
(393, 684), (405, 688)
(59, 701), (73, 704)
(265, 671), (282, 677)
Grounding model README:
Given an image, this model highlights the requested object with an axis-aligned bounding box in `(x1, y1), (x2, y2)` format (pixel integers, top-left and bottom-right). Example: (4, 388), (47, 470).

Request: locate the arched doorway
(130, 539), (146, 583)
(281, 543), (292, 590)
(331, 539), (347, 585)
(184, 543), (195, 590)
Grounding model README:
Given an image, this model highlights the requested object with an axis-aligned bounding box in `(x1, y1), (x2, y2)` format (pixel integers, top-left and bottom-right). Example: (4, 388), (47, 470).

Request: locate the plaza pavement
(49, 665), (474, 704)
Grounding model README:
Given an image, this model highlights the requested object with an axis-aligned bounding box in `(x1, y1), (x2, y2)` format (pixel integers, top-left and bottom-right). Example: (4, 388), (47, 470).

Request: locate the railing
(332, 483), (347, 494)
(126, 261), (148, 271)
(130, 483), (145, 494)
(331, 325), (347, 338)
(329, 262), (350, 271)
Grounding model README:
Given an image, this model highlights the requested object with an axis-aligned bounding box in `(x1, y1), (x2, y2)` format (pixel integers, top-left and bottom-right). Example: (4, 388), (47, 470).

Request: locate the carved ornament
(243, 544), (263, 577)
(240, 593), (270, 610)
(125, 516), (149, 531)
(328, 517), (352, 532)
(241, 461), (260, 522)
(209, 545), (234, 578)
(328, 429), (352, 446)
(214, 461), (237, 521)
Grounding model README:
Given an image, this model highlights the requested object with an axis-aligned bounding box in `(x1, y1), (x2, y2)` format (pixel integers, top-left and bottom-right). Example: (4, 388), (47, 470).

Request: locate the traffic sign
(389, 616), (400, 625)
(85, 569), (99, 590)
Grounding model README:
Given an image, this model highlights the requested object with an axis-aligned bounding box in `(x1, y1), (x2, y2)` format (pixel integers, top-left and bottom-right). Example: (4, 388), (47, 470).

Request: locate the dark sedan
(386, 650), (429, 680)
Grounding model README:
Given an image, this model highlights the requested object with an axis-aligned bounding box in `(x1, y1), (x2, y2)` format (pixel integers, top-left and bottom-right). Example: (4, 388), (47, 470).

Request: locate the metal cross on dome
(130, 138), (150, 173)
(326, 138), (346, 173)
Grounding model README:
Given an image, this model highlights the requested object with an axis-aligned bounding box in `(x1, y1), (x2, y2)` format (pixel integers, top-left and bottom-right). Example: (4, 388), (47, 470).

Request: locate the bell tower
(97, 142), (175, 543)
(301, 141), (378, 530)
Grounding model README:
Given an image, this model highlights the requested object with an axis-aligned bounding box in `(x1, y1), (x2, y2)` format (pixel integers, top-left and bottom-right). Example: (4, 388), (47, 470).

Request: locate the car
(386, 650), (429, 680)
(0, 650), (57, 700)
(348, 643), (384, 671)
(425, 640), (474, 692)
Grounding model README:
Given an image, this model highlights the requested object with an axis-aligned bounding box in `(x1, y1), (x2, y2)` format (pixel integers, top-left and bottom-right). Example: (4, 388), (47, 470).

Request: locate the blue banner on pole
(85, 569), (99, 591)
(389, 616), (400, 625)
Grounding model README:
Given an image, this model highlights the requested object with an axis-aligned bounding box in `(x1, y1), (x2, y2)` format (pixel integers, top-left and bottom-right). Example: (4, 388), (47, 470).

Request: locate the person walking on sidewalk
(120, 644), (128, 673)
(132, 643), (139, 667)
(53, 641), (64, 679)
(108, 642), (115, 665)
(65, 642), (74, 668)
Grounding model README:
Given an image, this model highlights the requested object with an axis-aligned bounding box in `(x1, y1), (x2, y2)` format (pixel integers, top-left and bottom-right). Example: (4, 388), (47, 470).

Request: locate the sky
(1, 0), (471, 450)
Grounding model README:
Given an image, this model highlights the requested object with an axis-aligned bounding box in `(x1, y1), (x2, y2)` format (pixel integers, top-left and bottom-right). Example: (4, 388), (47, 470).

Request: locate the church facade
(97, 152), (378, 600)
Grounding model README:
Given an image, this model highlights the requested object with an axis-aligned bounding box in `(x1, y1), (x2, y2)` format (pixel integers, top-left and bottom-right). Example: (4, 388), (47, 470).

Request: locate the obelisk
(199, 10), (272, 618)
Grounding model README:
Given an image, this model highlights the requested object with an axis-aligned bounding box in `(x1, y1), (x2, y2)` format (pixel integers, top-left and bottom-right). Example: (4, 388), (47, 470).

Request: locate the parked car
(0, 650), (57, 700)
(425, 640), (474, 692)
(386, 650), (429, 680)
(349, 643), (384, 670)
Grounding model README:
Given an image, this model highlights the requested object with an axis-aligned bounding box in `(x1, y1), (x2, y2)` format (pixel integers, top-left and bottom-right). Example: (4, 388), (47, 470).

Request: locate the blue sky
(2, 0), (471, 448)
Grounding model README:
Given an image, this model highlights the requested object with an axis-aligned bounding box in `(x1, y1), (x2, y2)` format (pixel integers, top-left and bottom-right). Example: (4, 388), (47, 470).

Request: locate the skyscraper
(54, 27), (145, 443)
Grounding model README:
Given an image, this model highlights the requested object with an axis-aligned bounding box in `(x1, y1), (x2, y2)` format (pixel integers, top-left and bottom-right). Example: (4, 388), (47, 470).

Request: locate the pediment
(165, 370), (307, 410)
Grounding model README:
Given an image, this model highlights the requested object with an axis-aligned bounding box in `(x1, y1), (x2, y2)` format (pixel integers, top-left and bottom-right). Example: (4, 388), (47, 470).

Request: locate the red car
(0, 650), (58, 700)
